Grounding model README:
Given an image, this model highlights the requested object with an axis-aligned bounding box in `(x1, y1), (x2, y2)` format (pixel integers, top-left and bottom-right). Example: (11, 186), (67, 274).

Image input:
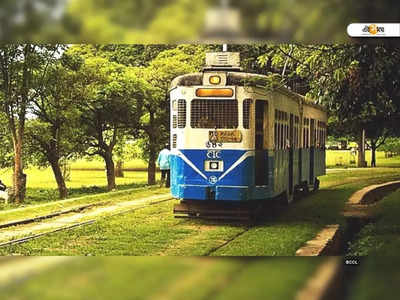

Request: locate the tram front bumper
(178, 184), (250, 201)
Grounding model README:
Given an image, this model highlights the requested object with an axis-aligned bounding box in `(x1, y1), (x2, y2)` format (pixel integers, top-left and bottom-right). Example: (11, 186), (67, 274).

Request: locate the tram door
(255, 101), (268, 186)
(310, 119), (315, 183)
(289, 114), (294, 195)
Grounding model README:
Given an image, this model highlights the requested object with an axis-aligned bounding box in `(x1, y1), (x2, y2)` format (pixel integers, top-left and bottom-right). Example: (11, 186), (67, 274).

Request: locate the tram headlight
(209, 75), (221, 85)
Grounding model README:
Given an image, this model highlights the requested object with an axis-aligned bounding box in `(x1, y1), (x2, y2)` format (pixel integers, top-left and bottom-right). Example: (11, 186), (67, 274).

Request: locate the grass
(0, 168), (161, 210)
(212, 168), (400, 256)
(347, 188), (400, 256)
(1, 168), (399, 256)
(70, 158), (148, 170)
(1, 257), (320, 300)
(0, 187), (169, 225)
(326, 150), (400, 168)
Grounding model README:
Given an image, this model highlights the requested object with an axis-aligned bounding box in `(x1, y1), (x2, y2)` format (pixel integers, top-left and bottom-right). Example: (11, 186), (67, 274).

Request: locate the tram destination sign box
(209, 130), (242, 143)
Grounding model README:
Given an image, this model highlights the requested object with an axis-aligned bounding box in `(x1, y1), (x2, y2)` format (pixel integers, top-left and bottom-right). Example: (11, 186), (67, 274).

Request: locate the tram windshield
(191, 99), (238, 129)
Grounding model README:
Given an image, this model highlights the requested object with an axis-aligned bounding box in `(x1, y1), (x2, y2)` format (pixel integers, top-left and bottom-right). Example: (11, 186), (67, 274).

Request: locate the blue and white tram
(169, 52), (327, 218)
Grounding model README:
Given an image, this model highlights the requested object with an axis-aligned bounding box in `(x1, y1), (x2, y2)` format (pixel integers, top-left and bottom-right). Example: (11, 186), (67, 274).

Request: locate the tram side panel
(302, 104), (328, 184)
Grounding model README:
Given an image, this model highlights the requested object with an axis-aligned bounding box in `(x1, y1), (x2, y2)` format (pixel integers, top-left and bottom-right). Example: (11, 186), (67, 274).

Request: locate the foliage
(379, 138), (400, 154)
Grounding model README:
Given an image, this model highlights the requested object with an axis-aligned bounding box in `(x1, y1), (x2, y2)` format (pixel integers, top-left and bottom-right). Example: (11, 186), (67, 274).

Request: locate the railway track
(0, 201), (112, 230)
(0, 195), (174, 248)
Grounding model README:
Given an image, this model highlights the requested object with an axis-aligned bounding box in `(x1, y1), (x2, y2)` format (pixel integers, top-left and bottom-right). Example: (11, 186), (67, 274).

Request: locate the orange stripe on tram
(195, 88), (233, 97)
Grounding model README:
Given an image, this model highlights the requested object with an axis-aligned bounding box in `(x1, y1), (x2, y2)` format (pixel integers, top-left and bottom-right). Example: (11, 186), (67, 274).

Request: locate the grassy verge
(347, 188), (400, 256)
(0, 187), (169, 225)
(0, 169), (160, 210)
(1, 169), (399, 256)
(1, 257), (320, 300)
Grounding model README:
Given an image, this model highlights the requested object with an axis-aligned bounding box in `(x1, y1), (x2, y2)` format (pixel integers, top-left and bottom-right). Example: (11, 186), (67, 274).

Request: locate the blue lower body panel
(171, 148), (325, 202)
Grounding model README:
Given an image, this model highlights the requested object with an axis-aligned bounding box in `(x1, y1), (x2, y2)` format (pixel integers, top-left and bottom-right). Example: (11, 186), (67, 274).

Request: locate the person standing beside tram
(157, 144), (171, 188)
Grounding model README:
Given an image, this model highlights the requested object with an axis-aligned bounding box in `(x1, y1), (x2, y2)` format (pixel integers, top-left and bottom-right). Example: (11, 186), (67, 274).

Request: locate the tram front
(169, 52), (255, 207)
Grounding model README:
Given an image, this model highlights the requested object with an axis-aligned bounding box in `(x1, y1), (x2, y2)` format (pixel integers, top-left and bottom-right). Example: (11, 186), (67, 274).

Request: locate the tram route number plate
(209, 130), (242, 143)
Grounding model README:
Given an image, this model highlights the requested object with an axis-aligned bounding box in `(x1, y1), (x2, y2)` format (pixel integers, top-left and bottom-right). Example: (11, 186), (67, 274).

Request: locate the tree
(71, 52), (146, 190)
(0, 44), (62, 202)
(258, 44), (400, 167)
(0, 112), (13, 170)
(25, 58), (85, 199)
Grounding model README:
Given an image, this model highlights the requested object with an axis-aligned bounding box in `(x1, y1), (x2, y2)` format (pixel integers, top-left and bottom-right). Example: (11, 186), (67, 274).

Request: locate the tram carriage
(169, 52), (327, 219)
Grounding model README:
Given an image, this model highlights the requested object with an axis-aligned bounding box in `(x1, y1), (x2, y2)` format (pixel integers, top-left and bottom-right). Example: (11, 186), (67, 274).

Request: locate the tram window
(172, 134), (177, 148)
(286, 124), (289, 148)
(177, 99), (186, 128)
(274, 122), (278, 149)
(172, 115), (177, 128)
(243, 99), (252, 129)
(191, 99), (238, 129)
(306, 128), (309, 148)
(172, 100), (177, 111)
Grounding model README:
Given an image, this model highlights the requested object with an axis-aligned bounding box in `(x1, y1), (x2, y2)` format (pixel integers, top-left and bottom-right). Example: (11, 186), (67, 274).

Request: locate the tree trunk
(147, 149), (156, 185)
(104, 151), (116, 191)
(357, 133), (366, 168)
(147, 111), (156, 185)
(49, 158), (68, 199)
(371, 143), (377, 168)
(12, 136), (26, 203)
(115, 161), (124, 177)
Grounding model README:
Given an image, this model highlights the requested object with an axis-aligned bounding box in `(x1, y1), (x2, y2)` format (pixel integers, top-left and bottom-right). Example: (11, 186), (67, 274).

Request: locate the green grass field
(326, 151), (400, 168)
(70, 158), (148, 170)
(0, 167), (160, 209)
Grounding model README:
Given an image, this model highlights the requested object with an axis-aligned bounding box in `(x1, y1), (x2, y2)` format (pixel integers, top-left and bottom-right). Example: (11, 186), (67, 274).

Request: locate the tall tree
(0, 44), (61, 202)
(25, 57), (85, 198)
(71, 53), (146, 190)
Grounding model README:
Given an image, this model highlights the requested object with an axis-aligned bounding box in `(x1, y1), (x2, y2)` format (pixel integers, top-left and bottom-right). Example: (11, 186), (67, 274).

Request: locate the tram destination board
(209, 130), (242, 143)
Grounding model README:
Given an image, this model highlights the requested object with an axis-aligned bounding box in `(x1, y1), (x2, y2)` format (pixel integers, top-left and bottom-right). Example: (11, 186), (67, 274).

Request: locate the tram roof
(170, 72), (326, 112)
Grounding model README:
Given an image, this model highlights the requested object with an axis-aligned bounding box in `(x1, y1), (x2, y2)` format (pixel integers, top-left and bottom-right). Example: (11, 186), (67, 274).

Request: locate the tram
(169, 52), (327, 219)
